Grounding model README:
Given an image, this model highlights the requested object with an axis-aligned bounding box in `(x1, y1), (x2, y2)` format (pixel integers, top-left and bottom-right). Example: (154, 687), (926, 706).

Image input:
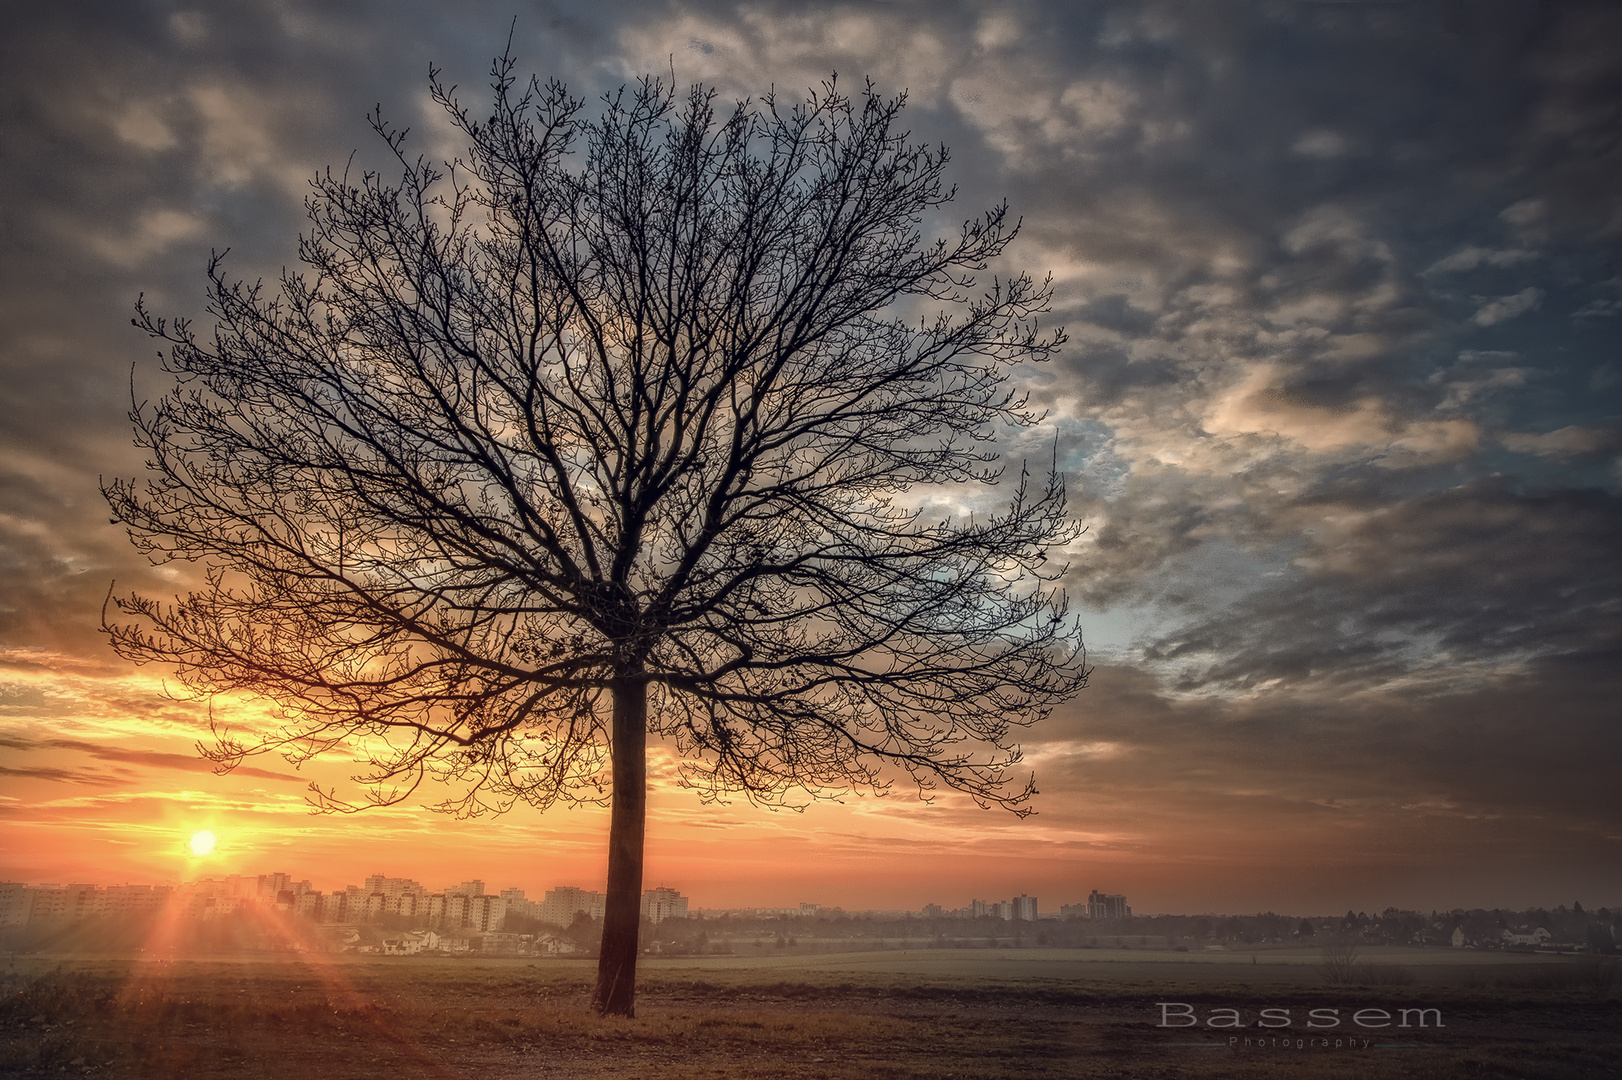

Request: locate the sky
(1, 0), (1618, 917)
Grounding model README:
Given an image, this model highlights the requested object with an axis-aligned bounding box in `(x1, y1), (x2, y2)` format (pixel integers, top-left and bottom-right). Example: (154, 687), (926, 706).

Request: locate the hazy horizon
(6, 855), (1615, 920)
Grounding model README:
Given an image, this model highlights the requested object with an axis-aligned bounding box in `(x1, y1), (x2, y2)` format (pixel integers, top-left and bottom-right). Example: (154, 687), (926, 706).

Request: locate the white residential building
(641, 886), (689, 924)
(541, 886), (605, 926)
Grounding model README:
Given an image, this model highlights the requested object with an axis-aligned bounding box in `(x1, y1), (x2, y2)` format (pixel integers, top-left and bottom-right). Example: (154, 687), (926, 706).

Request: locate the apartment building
(540, 886), (605, 926)
(641, 886), (689, 924)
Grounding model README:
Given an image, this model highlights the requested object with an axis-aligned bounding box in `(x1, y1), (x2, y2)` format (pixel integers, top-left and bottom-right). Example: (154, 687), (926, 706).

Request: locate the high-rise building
(362, 874), (427, 901)
(1011, 894), (1038, 922)
(500, 888), (540, 921)
(641, 886), (689, 924)
(320, 891), (349, 922)
(0, 883), (32, 927)
(103, 884), (172, 915)
(1087, 890), (1130, 920)
(540, 886), (605, 927)
(441, 891), (506, 931)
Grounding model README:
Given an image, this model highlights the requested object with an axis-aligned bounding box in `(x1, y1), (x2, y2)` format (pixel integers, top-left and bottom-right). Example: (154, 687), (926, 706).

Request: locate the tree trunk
(592, 674), (647, 1016)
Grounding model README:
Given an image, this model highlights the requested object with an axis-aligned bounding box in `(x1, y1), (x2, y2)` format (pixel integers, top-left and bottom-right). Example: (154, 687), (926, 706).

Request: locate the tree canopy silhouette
(105, 55), (1088, 1016)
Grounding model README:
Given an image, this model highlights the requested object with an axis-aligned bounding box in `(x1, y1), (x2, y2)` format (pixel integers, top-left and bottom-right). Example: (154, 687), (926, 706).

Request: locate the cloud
(950, 71), (1155, 170)
(1200, 364), (1480, 466)
(0, 734), (306, 783)
(1573, 297), (1622, 319)
(1144, 480), (1622, 700)
(168, 10), (207, 45)
(0, 764), (127, 787)
(81, 207), (206, 268)
(1431, 358), (1534, 412)
(1500, 425), (1620, 459)
(1499, 198), (1546, 228)
(109, 102), (178, 151)
(618, 7), (963, 106)
(1423, 246), (1537, 275)
(998, 660), (1619, 910)
(1472, 287), (1543, 326)
(1292, 129), (1351, 159)
(1572, 276), (1622, 319)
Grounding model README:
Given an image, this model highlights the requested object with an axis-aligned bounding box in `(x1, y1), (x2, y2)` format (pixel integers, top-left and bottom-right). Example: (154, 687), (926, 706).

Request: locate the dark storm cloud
(947, 3), (1622, 707)
(1146, 480), (1622, 690)
(956, 1), (1619, 441)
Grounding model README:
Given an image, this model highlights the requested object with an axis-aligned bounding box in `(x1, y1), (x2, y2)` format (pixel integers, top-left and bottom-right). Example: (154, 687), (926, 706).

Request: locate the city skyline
(6, 861), (1610, 923)
(2, 3), (1619, 919)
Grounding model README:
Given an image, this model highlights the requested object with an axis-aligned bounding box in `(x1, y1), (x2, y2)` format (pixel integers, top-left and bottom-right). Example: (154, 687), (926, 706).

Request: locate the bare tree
(1318, 936), (1362, 984)
(105, 55), (1088, 1016)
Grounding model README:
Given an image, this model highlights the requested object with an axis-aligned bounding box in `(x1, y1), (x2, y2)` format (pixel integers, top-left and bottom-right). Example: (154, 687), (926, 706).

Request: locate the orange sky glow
(4, 647), (1613, 914)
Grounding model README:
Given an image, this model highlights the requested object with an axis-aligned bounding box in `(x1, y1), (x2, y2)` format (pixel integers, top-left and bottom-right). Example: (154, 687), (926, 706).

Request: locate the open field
(2, 948), (1617, 1079)
(635, 944), (1595, 986)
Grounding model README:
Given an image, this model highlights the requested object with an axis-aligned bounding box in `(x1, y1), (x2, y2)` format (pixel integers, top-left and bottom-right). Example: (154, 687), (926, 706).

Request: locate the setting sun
(189, 831), (216, 857)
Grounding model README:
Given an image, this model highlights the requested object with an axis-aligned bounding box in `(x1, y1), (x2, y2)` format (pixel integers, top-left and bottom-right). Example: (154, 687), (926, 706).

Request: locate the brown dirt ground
(2, 954), (1618, 1079)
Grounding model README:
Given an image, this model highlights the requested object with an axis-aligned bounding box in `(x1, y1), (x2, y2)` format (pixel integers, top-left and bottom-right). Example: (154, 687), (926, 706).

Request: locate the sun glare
(189, 830), (217, 856)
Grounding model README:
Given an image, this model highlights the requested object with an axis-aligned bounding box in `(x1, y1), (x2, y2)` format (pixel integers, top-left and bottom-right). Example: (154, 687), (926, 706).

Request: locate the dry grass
(1, 955), (1616, 1079)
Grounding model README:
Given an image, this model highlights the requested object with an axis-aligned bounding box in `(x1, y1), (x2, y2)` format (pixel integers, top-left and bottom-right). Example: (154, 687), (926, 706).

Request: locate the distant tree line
(640, 905), (1620, 955)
